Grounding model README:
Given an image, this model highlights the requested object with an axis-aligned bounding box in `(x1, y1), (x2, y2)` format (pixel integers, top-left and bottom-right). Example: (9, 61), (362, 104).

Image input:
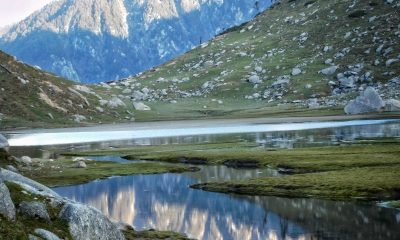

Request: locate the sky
(0, 0), (54, 28)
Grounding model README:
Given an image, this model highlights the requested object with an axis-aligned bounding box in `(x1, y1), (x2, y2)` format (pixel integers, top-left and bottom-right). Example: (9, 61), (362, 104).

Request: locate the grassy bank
(14, 158), (197, 187)
(66, 139), (400, 203)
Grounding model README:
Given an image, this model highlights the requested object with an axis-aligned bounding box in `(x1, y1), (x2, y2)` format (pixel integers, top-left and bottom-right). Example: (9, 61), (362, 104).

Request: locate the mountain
(1, 0), (400, 130)
(0, 0), (270, 83)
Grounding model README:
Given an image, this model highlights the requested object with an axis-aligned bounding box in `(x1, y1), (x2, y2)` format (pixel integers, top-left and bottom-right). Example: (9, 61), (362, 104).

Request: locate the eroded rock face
(59, 202), (125, 240)
(344, 87), (385, 114)
(0, 179), (16, 221)
(19, 201), (51, 222)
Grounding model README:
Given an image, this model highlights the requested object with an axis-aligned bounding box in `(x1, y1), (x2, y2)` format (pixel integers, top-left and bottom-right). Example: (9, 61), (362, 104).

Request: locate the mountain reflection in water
(54, 166), (400, 240)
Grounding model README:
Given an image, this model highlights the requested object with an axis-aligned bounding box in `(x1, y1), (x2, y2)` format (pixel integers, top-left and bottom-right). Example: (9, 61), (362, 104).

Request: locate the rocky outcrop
(0, 179), (16, 221)
(0, 134), (9, 149)
(59, 202), (125, 240)
(385, 99), (400, 112)
(19, 201), (51, 222)
(1, 169), (60, 198)
(34, 229), (61, 240)
(344, 87), (385, 114)
(0, 168), (127, 239)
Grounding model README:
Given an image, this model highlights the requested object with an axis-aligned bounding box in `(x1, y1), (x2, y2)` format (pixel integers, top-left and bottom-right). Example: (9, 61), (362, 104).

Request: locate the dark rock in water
(0, 179), (16, 221)
(224, 159), (260, 169)
(178, 157), (207, 165)
(344, 87), (385, 114)
(19, 201), (51, 222)
(34, 228), (61, 240)
(59, 202), (125, 240)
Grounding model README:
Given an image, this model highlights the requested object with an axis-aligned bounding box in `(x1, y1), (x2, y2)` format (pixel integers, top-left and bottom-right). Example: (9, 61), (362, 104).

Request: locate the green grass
(124, 229), (192, 240)
(192, 166), (400, 201)
(19, 158), (197, 187)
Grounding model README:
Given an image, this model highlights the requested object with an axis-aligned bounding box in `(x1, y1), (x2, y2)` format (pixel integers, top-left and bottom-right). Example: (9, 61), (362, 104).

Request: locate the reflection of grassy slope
(67, 139), (400, 201)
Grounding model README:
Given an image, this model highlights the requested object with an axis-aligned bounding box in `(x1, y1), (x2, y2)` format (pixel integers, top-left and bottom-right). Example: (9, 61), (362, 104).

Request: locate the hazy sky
(0, 0), (54, 27)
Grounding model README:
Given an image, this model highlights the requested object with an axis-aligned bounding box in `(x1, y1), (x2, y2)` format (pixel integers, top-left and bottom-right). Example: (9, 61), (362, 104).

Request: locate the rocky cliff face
(0, 0), (270, 82)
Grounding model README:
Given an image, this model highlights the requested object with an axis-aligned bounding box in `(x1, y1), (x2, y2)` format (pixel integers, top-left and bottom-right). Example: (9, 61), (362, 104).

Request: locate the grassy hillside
(1, 0), (400, 129)
(107, 0), (400, 120)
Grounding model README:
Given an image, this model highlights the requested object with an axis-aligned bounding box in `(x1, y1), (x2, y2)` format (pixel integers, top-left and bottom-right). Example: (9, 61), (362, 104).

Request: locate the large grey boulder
(19, 201), (51, 222)
(73, 161), (87, 168)
(59, 202), (125, 240)
(0, 179), (16, 221)
(0, 168), (60, 198)
(34, 229), (61, 240)
(385, 99), (400, 112)
(344, 87), (385, 114)
(133, 102), (151, 111)
(0, 134), (9, 149)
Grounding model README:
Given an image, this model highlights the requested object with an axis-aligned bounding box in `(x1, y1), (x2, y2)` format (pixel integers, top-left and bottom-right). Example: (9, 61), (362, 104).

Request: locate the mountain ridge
(0, 0), (270, 83)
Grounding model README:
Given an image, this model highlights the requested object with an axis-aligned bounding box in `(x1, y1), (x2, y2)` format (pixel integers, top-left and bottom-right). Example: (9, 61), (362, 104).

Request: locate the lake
(6, 118), (400, 239)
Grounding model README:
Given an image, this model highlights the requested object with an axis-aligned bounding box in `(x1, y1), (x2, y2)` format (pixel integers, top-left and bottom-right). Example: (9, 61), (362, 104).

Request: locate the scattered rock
(133, 102), (151, 111)
(73, 161), (87, 168)
(72, 115), (86, 123)
(385, 99), (400, 112)
(249, 75), (262, 84)
(34, 229), (61, 240)
(19, 201), (51, 222)
(344, 87), (385, 114)
(59, 202), (125, 240)
(107, 97), (126, 109)
(320, 66), (338, 75)
(291, 68), (302, 76)
(18, 156), (32, 165)
(0, 179), (16, 221)
(386, 59), (399, 67)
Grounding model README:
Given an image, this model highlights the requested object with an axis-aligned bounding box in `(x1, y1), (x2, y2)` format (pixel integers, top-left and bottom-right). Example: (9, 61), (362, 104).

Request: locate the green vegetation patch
(124, 228), (193, 240)
(192, 166), (400, 201)
(20, 158), (197, 187)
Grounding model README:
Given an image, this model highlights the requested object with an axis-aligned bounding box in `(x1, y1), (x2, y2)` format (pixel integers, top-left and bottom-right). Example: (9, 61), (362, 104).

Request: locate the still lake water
(6, 119), (400, 239)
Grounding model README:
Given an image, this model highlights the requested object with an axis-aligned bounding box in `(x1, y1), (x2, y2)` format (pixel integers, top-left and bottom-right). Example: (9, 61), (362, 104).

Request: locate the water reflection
(54, 166), (400, 240)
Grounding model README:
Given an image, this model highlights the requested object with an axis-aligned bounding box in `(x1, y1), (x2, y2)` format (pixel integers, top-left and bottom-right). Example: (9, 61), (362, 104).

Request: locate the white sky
(0, 0), (54, 27)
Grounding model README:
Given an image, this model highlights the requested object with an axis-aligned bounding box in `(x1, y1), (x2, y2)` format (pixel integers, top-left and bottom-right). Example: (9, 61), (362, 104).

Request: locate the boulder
(291, 68), (302, 76)
(0, 169), (60, 198)
(5, 165), (18, 173)
(133, 102), (151, 111)
(320, 66), (338, 75)
(0, 134), (9, 149)
(74, 161), (87, 168)
(19, 201), (51, 222)
(344, 87), (385, 114)
(18, 156), (32, 165)
(34, 229), (61, 240)
(248, 75), (262, 84)
(107, 97), (126, 108)
(385, 99), (400, 112)
(59, 202), (124, 240)
(0, 179), (16, 221)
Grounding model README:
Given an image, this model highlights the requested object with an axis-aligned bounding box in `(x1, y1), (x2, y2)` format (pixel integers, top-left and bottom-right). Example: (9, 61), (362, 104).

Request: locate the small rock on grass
(34, 229), (61, 240)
